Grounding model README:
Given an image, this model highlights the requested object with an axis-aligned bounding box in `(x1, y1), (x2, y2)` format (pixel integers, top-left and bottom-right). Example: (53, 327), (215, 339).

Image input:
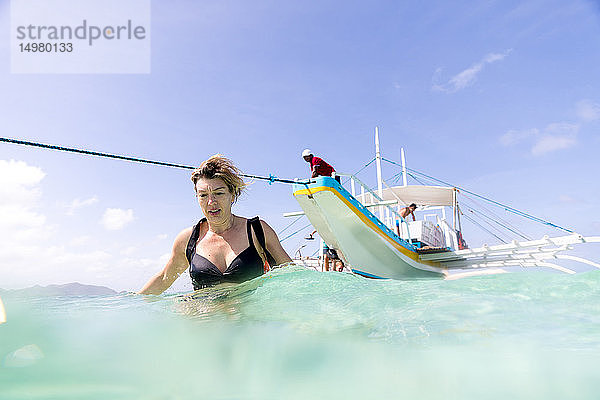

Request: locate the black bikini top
(185, 217), (272, 290)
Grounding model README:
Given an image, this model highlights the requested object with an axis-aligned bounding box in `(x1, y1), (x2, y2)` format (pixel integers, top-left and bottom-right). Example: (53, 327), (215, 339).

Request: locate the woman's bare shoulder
(172, 225), (196, 251)
(258, 219), (276, 234)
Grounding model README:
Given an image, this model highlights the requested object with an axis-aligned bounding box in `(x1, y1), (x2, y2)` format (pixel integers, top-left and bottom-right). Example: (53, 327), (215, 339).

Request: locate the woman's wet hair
(409, 203), (417, 209)
(191, 155), (246, 203)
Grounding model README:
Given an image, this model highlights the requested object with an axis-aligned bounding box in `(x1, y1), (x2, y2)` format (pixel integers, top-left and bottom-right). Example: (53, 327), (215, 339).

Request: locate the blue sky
(1, 0), (599, 291)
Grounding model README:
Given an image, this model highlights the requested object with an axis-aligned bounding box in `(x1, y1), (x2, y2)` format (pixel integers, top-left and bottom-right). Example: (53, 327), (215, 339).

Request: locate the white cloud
(500, 123), (578, 156)
(575, 99), (600, 122)
(0, 205), (46, 229)
(558, 195), (580, 204)
(0, 160), (167, 291)
(0, 160), (56, 285)
(101, 208), (134, 230)
(0, 160), (45, 187)
(0, 160), (45, 206)
(531, 123), (578, 156)
(66, 196), (99, 215)
(120, 246), (138, 256)
(0, 160), (47, 231)
(499, 128), (539, 146)
(531, 135), (577, 156)
(483, 52), (509, 63)
(45, 246), (112, 271)
(68, 235), (92, 246)
(432, 49), (512, 93)
(544, 122), (579, 136)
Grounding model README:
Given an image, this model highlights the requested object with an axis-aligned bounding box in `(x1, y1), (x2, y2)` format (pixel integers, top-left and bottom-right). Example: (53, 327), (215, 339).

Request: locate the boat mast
(375, 127), (384, 218)
(452, 188), (457, 230)
(401, 147), (408, 187)
(375, 127), (383, 197)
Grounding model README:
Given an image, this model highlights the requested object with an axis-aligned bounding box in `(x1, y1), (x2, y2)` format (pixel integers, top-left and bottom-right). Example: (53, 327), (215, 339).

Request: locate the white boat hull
(293, 177), (445, 279)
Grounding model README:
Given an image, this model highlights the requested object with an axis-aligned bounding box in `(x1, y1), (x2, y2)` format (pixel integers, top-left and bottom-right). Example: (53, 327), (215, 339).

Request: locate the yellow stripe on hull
(294, 184), (446, 278)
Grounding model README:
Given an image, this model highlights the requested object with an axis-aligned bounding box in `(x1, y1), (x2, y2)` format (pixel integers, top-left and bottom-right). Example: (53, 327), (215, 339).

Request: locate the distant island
(0, 282), (118, 297)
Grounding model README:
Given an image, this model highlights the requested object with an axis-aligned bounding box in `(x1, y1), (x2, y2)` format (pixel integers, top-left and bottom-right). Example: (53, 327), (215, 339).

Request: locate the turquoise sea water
(1, 266), (599, 399)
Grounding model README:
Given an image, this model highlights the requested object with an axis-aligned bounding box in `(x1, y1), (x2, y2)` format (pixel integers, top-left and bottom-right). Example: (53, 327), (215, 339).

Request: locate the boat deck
(414, 246), (451, 255)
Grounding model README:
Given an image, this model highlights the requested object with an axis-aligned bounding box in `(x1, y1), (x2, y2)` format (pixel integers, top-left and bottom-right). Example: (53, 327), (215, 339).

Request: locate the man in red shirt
(302, 149), (338, 181)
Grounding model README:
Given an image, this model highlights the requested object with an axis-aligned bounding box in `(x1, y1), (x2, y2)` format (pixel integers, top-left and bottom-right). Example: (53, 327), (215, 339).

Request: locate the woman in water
(139, 155), (292, 294)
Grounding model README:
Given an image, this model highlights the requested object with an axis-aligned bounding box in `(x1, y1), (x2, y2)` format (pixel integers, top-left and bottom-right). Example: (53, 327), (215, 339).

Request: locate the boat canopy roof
(378, 185), (457, 207)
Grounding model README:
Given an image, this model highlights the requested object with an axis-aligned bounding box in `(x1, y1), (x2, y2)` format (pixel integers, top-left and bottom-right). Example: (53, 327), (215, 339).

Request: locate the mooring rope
(0, 137), (308, 186)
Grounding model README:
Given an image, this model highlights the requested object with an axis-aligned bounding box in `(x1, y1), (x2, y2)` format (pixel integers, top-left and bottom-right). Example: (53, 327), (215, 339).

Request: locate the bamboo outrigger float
(288, 129), (600, 279)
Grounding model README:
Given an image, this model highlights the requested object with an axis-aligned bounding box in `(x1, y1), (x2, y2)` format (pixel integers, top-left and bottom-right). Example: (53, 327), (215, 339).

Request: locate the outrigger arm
(419, 234), (600, 273)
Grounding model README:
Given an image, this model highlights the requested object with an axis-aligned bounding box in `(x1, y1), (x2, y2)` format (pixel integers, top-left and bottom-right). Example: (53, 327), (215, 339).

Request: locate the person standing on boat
(323, 243), (344, 272)
(307, 231), (345, 272)
(301, 149), (340, 182)
(139, 155), (292, 295)
(400, 203), (417, 221)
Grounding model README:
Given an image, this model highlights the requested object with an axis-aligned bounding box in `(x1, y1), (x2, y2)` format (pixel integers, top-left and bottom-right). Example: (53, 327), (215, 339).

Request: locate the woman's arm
(138, 227), (193, 295)
(260, 220), (292, 265)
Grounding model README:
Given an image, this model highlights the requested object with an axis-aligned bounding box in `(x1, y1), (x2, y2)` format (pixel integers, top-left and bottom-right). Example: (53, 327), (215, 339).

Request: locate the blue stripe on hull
(351, 269), (386, 279)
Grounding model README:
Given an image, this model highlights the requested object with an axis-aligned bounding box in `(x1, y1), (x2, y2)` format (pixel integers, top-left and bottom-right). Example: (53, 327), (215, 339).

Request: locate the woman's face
(195, 177), (234, 221)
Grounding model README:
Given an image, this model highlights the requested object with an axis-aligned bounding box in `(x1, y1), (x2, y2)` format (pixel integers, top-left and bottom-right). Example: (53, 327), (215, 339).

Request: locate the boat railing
(438, 218), (458, 250)
(335, 172), (412, 243)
